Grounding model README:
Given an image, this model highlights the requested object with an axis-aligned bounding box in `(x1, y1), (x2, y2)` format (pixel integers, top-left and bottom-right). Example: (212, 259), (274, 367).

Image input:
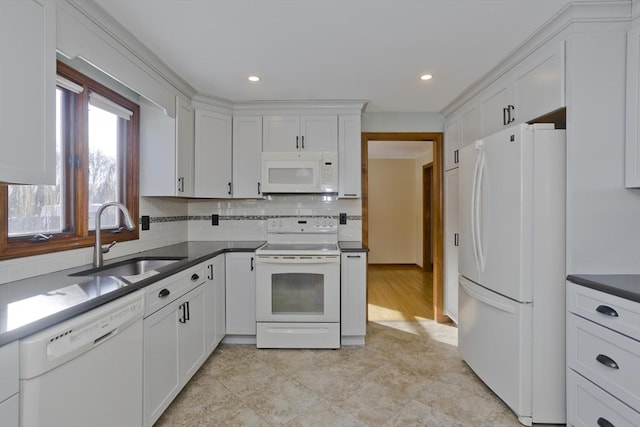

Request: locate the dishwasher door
(20, 290), (144, 427)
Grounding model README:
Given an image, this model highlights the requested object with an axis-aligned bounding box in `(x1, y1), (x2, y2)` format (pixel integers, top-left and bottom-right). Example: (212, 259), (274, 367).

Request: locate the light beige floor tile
(242, 378), (320, 426)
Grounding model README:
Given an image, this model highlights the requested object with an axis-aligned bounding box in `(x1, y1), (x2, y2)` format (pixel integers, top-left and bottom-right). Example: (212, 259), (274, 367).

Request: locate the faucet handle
(102, 241), (117, 254)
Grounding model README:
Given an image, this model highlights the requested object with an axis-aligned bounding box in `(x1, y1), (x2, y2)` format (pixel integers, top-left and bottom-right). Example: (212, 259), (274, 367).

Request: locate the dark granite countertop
(338, 241), (369, 252)
(0, 241), (264, 346)
(567, 274), (640, 303)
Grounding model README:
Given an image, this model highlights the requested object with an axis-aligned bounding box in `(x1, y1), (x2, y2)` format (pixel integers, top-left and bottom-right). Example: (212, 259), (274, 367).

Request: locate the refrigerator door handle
(460, 278), (517, 314)
(475, 151), (486, 272)
(470, 148), (481, 270)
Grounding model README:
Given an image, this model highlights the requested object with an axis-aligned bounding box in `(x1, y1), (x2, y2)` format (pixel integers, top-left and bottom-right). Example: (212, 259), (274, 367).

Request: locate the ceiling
(94, 0), (575, 113)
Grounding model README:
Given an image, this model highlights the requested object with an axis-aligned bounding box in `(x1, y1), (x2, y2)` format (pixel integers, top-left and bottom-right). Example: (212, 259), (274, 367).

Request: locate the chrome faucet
(93, 202), (136, 268)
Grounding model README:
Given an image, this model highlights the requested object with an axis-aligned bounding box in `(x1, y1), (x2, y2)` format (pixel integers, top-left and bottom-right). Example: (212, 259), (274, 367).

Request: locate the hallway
(367, 264), (434, 321)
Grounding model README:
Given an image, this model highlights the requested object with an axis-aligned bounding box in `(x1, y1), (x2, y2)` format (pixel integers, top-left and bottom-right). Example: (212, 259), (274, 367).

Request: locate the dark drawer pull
(158, 288), (170, 298)
(347, 255), (361, 258)
(596, 305), (619, 317)
(596, 354), (619, 370)
(597, 417), (615, 427)
(191, 273), (200, 281)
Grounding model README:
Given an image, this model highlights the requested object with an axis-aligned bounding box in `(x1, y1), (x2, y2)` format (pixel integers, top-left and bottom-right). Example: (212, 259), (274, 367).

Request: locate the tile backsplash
(0, 195), (362, 284)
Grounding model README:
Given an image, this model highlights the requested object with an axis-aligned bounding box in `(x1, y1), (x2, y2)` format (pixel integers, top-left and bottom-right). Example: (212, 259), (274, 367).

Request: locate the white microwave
(261, 151), (338, 194)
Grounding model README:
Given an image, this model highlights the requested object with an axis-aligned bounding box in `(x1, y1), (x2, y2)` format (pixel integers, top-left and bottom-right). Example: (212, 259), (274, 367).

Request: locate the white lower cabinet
(204, 255), (226, 354)
(341, 251), (367, 345)
(444, 168), (459, 323)
(143, 267), (207, 427)
(0, 341), (19, 427)
(225, 252), (256, 338)
(566, 282), (640, 426)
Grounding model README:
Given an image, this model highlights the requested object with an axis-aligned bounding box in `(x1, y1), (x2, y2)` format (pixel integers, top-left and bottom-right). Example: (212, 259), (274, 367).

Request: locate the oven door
(255, 255), (340, 322)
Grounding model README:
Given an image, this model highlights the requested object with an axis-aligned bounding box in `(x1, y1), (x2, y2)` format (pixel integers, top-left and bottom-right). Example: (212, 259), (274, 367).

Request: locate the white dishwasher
(19, 290), (145, 427)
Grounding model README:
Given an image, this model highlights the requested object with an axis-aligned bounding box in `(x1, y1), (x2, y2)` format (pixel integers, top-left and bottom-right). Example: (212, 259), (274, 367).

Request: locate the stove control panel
(267, 217), (338, 234)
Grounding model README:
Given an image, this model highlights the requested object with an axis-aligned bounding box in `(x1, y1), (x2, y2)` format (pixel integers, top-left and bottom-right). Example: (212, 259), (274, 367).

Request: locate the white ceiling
(368, 141), (432, 159)
(95, 0), (574, 112)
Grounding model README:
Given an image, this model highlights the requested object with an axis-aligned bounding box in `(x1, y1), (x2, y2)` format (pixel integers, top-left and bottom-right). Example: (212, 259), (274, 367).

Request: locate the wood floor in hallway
(367, 264), (434, 321)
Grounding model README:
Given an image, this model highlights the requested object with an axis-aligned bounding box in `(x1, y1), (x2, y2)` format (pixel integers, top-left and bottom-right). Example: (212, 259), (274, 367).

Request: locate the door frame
(423, 163), (433, 272)
(361, 132), (448, 323)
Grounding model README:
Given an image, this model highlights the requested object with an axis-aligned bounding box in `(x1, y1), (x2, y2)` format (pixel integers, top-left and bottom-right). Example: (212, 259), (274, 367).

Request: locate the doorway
(362, 132), (447, 323)
(423, 163), (433, 271)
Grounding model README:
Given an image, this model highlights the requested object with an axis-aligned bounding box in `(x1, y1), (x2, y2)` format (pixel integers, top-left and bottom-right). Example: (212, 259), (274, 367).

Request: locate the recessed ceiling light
(248, 75), (261, 82)
(420, 74), (433, 81)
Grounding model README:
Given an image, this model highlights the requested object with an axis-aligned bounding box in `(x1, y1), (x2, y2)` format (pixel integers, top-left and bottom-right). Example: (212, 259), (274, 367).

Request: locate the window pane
(7, 88), (67, 237)
(88, 100), (125, 230)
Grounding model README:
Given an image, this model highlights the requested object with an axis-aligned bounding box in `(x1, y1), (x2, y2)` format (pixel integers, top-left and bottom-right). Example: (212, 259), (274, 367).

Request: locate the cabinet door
(513, 40), (565, 124)
(338, 115), (362, 197)
(233, 116), (263, 198)
(0, 395), (18, 427)
(461, 103), (481, 148)
(301, 115), (338, 151)
(444, 169), (459, 323)
(0, 0), (55, 185)
(444, 115), (461, 171)
(262, 115), (300, 151)
(144, 301), (180, 427)
(626, 25), (640, 188)
(479, 79), (511, 137)
(178, 285), (207, 384)
(194, 109), (232, 198)
(204, 256), (226, 355)
(340, 252), (367, 338)
(225, 252), (256, 335)
(175, 96), (195, 196)
(139, 99), (177, 196)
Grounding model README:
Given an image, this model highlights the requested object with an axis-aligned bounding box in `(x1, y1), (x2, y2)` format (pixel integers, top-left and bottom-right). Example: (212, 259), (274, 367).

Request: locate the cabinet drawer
(567, 314), (640, 411)
(568, 370), (640, 427)
(0, 341), (19, 402)
(144, 265), (206, 317)
(567, 282), (640, 341)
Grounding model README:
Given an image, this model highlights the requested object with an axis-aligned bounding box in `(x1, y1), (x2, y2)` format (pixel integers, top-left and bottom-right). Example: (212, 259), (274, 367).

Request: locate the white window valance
(56, 75), (84, 94)
(89, 91), (133, 121)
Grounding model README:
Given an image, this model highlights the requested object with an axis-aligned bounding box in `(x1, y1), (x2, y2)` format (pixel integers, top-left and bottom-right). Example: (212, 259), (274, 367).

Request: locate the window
(0, 61), (139, 260)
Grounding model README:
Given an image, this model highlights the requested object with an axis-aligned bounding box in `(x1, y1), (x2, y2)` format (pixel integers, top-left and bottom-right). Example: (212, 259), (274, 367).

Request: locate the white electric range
(255, 217), (340, 349)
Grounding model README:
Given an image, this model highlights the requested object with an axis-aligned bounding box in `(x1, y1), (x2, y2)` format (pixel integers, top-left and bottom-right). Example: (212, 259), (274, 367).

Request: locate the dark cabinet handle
(596, 305), (619, 317)
(347, 255), (361, 258)
(250, 257), (254, 271)
(185, 301), (190, 321)
(207, 264), (213, 280)
(178, 303), (187, 323)
(454, 233), (459, 247)
(597, 417), (615, 427)
(296, 136), (299, 149)
(191, 273), (200, 281)
(454, 149), (459, 164)
(228, 182), (232, 195)
(177, 177), (184, 193)
(507, 105), (515, 123)
(503, 107), (508, 125)
(158, 288), (170, 298)
(596, 354), (619, 370)
(301, 135), (305, 149)
(257, 182), (261, 195)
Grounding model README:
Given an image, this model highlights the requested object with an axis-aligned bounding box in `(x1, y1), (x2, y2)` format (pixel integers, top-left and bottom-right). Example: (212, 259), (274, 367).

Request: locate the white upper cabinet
(444, 115), (461, 171)
(0, 0), (55, 184)
(263, 114), (337, 152)
(194, 109), (232, 198)
(626, 24), (640, 188)
(479, 41), (565, 137)
(338, 115), (361, 198)
(140, 96), (195, 197)
(232, 116), (263, 198)
(461, 102), (481, 148)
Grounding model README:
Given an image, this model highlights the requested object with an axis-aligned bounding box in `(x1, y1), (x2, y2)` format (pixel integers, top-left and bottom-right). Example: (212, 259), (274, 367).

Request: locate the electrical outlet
(339, 213), (347, 225)
(141, 215), (150, 231)
(211, 214), (219, 226)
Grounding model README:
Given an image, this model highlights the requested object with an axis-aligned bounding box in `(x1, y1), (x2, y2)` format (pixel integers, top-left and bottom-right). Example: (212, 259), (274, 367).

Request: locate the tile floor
(156, 320), (528, 426)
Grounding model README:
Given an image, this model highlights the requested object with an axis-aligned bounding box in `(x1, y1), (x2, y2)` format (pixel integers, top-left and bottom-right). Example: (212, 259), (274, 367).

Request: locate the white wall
(362, 112), (444, 132)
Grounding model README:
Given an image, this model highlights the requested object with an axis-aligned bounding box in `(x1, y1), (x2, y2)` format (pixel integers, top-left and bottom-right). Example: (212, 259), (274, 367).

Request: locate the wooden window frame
(0, 61), (139, 260)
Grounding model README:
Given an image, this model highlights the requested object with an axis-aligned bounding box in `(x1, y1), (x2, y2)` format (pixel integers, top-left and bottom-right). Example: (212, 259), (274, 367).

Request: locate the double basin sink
(70, 257), (186, 282)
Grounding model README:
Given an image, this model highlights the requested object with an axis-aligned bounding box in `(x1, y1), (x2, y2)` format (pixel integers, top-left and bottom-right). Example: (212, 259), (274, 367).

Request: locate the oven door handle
(256, 256), (340, 264)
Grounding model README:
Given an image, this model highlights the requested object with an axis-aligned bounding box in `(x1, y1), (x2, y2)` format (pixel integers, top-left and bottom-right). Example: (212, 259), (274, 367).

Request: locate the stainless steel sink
(70, 257), (186, 278)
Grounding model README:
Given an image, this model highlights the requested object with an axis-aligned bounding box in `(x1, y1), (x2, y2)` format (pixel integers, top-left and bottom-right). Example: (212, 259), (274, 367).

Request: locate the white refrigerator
(457, 123), (566, 426)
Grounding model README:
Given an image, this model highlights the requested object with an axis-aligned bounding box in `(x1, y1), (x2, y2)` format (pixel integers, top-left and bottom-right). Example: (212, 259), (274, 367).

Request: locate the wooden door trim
(361, 132), (449, 323)
(423, 163), (433, 272)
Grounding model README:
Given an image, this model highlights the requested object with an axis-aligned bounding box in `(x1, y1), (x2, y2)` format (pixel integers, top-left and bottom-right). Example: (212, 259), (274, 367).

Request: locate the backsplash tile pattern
(0, 195), (363, 285)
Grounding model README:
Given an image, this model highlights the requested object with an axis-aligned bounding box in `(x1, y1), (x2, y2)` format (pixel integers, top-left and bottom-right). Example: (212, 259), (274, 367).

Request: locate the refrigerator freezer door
(459, 275), (533, 424)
